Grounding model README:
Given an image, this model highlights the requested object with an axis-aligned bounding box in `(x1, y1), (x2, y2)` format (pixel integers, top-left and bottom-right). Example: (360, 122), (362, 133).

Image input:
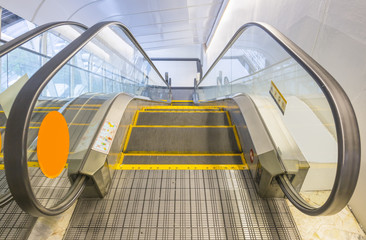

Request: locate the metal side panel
(77, 95), (171, 198)
(199, 96), (286, 198)
(76, 93), (134, 197)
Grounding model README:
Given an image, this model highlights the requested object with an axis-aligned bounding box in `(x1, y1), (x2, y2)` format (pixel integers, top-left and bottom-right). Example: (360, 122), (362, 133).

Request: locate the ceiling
(0, 0), (226, 51)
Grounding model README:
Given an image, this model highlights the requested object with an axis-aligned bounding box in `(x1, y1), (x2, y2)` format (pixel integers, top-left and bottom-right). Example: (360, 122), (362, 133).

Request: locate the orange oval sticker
(37, 111), (69, 178)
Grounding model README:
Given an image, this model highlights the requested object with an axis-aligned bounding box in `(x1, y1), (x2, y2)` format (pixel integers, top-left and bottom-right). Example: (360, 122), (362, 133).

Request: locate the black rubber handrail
(198, 22), (360, 216)
(0, 21), (87, 209)
(4, 21), (170, 216)
(0, 21), (87, 57)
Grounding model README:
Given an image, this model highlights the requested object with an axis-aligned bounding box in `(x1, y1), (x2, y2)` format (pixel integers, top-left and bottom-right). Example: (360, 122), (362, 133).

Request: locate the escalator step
(122, 154), (244, 165)
(125, 126), (241, 153)
(143, 108), (221, 111)
(136, 112), (230, 126)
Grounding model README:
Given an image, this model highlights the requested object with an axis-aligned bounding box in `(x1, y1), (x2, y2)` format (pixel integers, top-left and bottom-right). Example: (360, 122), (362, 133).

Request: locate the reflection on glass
(0, 24), (85, 203)
(26, 24), (169, 209)
(198, 26), (337, 207)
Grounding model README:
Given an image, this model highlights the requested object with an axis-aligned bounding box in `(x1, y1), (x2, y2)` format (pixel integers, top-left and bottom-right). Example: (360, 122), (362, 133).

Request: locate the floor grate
(64, 170), (301, 240)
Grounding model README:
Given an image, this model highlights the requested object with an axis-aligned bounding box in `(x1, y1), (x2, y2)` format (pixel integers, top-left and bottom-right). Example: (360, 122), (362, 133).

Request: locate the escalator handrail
(0, 21), (87, 209)
(198, 22), (360, 216)
(4, 21), (170, 216)
(0, 21), (88, 57)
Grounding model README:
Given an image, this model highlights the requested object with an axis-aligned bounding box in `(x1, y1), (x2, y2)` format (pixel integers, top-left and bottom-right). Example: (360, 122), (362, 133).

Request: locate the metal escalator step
(143, 108), (221, 111)
(136, 112), (230, 126)
(125, 126), (241, 153)
(122, 154), (244, 165)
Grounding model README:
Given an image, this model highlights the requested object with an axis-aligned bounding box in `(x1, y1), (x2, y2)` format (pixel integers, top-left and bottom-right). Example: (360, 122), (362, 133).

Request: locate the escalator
(0, 20), (361, 239)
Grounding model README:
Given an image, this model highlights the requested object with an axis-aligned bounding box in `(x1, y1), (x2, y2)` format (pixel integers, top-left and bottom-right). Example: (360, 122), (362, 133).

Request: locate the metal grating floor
(0, 201), (36, 239)
(0, 167), (71, 239)
(64, 170), (301, 239)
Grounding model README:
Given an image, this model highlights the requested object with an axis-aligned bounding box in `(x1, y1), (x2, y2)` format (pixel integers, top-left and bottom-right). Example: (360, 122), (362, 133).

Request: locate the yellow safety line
(113, 164), (248, 170)
(143, 110), (225, 113)
(124, 151), (240, 155)
(25, 149), (74, 154)
(123, 125), (133, 152)
(225, 111), (232, 126)
(143, 106), (223, 110)
(35, 107), (61, 109)
(133, 111), (140, 125)
(123, 153), (243, 156)
(132, 125), (234, 128)
(131, 110), (139, 125)
(118, 153), (125, 164)
(0, 111), (3, 113)
(240, 153), (247, 165)
(232, 125), (243, 152)
(0, 162), (69, 170)
(30, 122), (89, 126)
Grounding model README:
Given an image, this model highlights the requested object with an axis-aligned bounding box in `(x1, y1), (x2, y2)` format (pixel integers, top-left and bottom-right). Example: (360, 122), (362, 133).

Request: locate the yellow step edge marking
(225, 111), (232, 126)
(118, 153), (125, 164)
(232, 125), (243, 152)
(133, 110), (140, 125)
(123, 153), (242, 156)
(30, 122), (90, 126)
(0, 162), (69, 170)
(132, 125), (234, 128)
(131, 110), (139, 125)
(240, 153), (247, 165)
(113, 164), (248, 170)
(124, 151), (240, 154)
(123, 125), (133, 152)
(143, 106), (224, 110)
(26, 150), (76, 154)
(142, 110), (225, 113)
(34, 109), (96, 112)
(0, 111), (4, 113)
(35, 107), (61, 109)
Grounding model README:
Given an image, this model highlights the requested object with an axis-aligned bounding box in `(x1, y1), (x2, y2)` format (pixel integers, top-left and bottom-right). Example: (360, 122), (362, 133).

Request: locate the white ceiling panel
(0, 0), (226, 51)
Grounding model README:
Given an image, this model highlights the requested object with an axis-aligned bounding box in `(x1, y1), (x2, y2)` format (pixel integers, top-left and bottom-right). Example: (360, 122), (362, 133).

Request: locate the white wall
(147, 45), (202, 87)
(205, 0), (366, 228)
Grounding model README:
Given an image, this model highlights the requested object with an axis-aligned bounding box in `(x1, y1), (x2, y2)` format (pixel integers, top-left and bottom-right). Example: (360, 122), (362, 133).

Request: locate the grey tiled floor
(64, 170), (301, 240)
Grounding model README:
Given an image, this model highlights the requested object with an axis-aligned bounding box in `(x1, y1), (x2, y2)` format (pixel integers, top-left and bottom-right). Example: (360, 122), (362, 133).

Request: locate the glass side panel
(198, 26), (337, 207)
(0, 24), (85, 200)
(26, 24), (170, 209)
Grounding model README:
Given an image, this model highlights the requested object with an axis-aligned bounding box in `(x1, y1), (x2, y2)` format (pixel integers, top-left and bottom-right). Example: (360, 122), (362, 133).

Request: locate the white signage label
(92, 120), (117, 154)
